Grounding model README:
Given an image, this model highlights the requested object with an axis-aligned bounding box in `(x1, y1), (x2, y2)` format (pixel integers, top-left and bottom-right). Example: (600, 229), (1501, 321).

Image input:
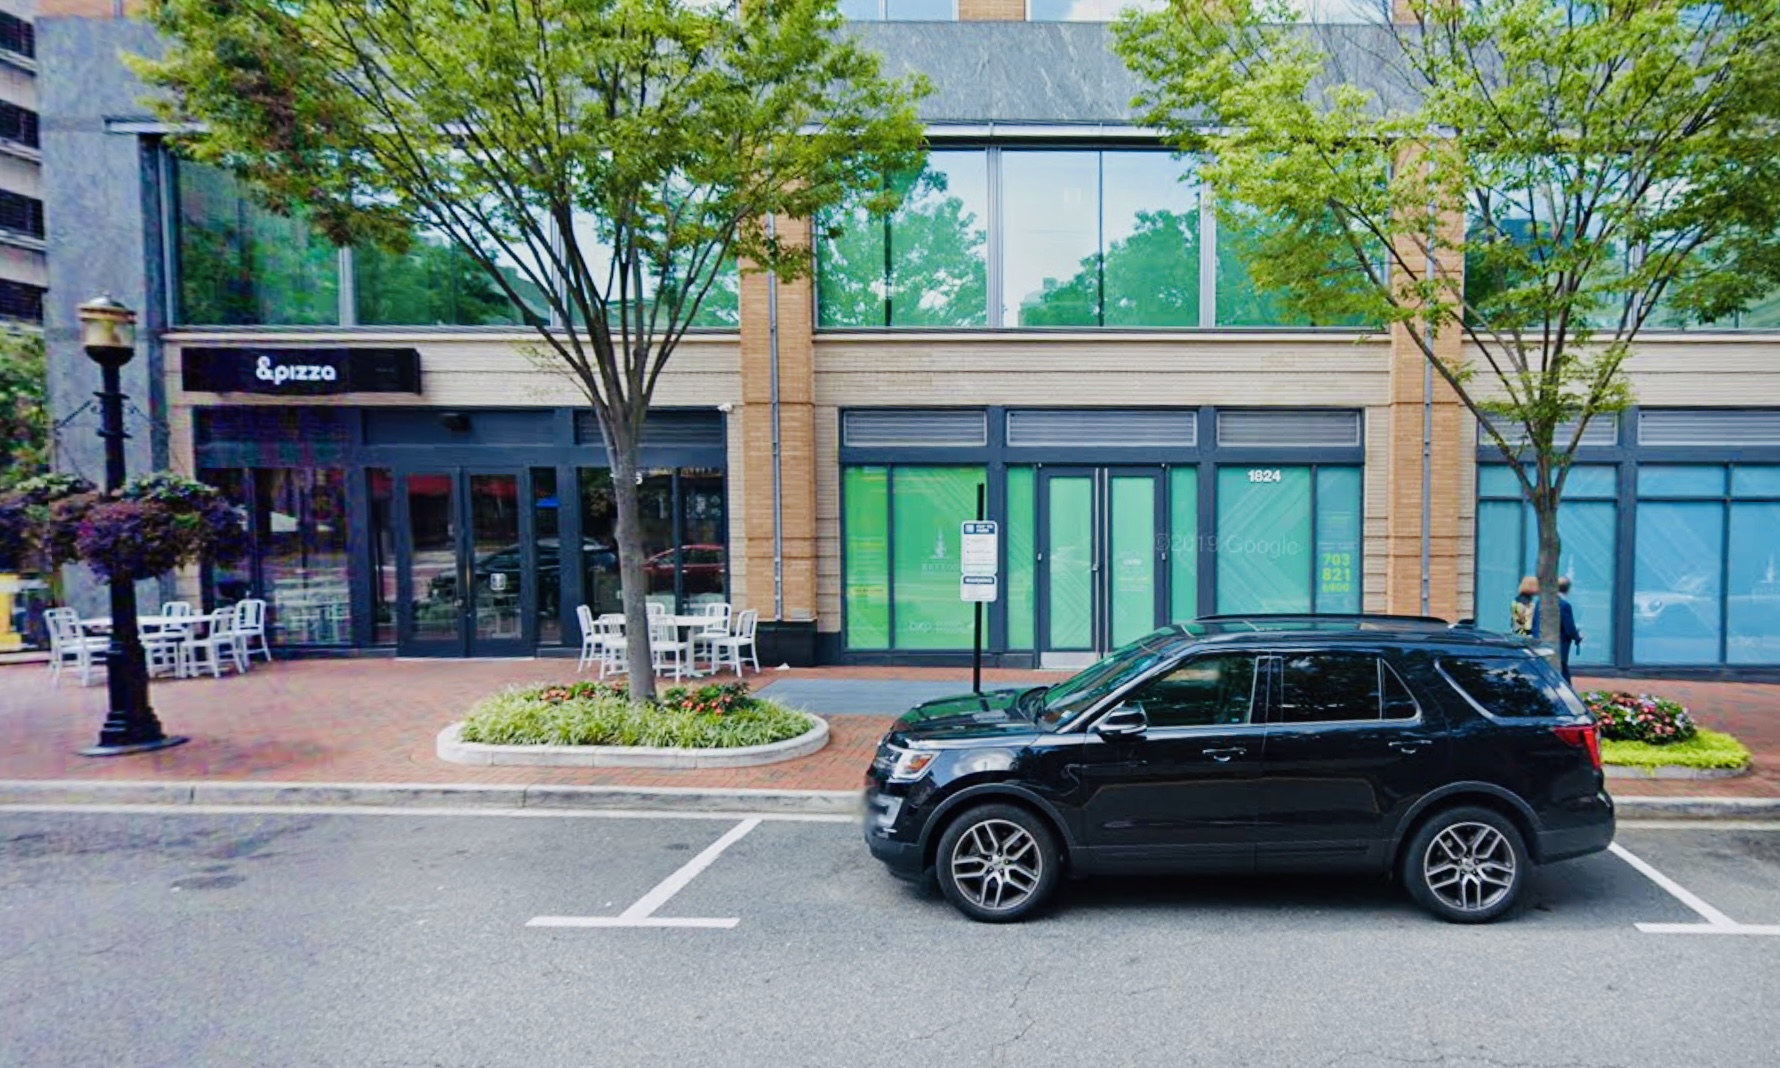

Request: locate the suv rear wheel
(1402, 806), (1529, 924)
(934, 803), (1060, 923)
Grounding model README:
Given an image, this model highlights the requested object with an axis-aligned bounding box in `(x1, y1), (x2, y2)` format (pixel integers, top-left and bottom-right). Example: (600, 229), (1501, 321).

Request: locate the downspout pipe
(767, 215), (784, 621)
(1421, 230), (1435, 616)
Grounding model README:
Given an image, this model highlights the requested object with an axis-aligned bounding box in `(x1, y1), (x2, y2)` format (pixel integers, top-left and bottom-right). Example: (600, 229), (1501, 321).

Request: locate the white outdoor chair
(161, 601), (195, 619)
(710, 608), (760, 677)
(648, 617), (691, 681)
(235, 598), (273, 662)
(44, 607), (106, 688)
(141, 609), (196, 679)
(180, 608), (248, 678)
(575, 605), (599, 672)
(645, 600), (668, 618)
(689, 603), (732, 673)
(595, 615), (629, 677)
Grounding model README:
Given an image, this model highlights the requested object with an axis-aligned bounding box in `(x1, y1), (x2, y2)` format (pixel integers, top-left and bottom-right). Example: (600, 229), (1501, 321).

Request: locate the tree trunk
(607, 432), (656, 702)
(1531, 476), (1564, 661)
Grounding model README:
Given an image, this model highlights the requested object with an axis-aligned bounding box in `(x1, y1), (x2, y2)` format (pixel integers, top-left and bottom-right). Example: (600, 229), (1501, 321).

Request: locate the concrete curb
(1605, 763), (1751, 781)
(0, 780), (1774, 821)
(435, 713), (829, 769)
(0, 778), (861, 816)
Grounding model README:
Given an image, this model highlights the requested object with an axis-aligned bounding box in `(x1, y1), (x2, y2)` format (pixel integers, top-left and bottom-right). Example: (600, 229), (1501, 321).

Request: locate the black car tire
(1401, 805), (1530, 925)
(934, 803), (1061, 924)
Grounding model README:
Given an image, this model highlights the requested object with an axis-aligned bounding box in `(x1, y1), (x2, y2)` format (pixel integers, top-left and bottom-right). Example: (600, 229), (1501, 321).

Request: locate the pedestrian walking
(1532, 576), (1584, 682)
(1511, 576), (1537, 636)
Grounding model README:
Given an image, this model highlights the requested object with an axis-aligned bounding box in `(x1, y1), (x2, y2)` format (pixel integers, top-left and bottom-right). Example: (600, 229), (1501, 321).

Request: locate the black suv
(863, 616), (1614, 924)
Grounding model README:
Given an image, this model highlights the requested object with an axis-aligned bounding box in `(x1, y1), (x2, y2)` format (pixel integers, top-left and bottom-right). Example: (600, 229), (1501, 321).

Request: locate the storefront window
(1216, 465), (1362, 614)
(576, 468), (718, 616)
(1169, 467), (1199, 622)
(842, 465), (985, 650)
(1634, 500), (1723, 664)
(1005, 467), (1037, 650)
(176, 160), (340, 326)
(1728, 501), (1780, 664)
(200, 468), (254, 606)
(369, 469), (396, 644)
(532, 469), (562, 644)
(679, 469), (728, 606)
(1474, 464), (1616, 664)
(844, 467), (892, 648)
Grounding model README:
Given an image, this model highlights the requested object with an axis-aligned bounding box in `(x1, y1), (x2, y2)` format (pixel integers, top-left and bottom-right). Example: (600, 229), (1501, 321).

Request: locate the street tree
(136, 0), (928, 695)
(0, 328), (47, 491)
(1114, 0), (1780, 644)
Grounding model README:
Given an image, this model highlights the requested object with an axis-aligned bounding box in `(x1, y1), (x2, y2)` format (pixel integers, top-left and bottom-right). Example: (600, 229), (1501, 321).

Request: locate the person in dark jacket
(1532, 576), (1583, 682)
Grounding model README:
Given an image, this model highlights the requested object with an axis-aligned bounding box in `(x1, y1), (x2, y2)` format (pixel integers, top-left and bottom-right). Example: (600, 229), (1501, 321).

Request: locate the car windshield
(1036, 628), (1179, 731)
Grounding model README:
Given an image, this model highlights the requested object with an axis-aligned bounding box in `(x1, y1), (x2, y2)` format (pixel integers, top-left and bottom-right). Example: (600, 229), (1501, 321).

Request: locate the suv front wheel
(1402, 806), (1530, 924)
(934, 803), (1061, 923)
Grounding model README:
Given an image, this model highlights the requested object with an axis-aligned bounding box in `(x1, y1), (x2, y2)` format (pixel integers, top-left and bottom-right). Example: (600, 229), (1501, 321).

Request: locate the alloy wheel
(949, 818), (1043, 913)
(1422, 821), (1517, 913)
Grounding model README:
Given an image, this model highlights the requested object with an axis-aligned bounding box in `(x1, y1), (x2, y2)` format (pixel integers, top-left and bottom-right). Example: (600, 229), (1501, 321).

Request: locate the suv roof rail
(1195, 613), (1452, 629)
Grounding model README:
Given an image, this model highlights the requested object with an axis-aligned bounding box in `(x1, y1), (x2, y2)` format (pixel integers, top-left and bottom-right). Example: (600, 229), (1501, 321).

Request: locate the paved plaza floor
(1, 657), (1775, 798)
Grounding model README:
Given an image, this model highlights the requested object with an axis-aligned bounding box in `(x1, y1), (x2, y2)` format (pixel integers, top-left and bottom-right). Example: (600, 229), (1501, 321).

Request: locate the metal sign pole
(973, 483), (984, 694)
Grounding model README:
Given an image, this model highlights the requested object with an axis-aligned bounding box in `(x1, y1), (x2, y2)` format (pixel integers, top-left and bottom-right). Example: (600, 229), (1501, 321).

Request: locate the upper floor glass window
(840, 0), (954, 18)
(354, 225), (549, 327)
(1026, 0), (1384, 20)
(0, 13), (33, 60)
(176, 161), (341, 326)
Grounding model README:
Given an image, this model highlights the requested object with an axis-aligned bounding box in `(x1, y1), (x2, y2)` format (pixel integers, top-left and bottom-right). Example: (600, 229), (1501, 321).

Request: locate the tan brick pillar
(958, 0), (1026, 20)
(1383, 185), (1468, 620)
(737, 216), (819, 624)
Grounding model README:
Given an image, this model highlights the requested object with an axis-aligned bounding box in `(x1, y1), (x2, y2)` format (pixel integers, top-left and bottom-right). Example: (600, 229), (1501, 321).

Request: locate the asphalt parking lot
(3, 807), (1777, 1068)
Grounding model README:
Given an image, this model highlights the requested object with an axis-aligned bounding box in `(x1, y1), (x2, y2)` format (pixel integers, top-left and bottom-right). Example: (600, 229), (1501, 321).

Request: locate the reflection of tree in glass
(818, 166), (986, 327)
(1021, 209), (1202, 327)
(178, 195), (340, 325)
(355, 236), (522, 326)
(1216, 206), (1372, 328)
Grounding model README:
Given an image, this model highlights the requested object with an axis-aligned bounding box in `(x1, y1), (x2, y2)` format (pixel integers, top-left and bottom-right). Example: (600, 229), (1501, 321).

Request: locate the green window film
(1216, 466), (1313, 613)
(1477, 489), (1617, 661)
(890, 467), (984, 650)
(1169, 467), (1199, 622)
(354, 228), (548, 327)
(1100, 152), (1200, 327)
(1109, 475), (1158, 647)
(1003, 151), (1100, 327)
(1728, 502), (1780, 664)
(1482, 464), (1616, 500)
(1046, 475), (1095, 649)
(1006, 467), (1037, 651)
(1477, 465), (1523, 498)
(843, 467), (891, 649)
(176, 160), (339, 325)
(1315, 467), (1362, 613)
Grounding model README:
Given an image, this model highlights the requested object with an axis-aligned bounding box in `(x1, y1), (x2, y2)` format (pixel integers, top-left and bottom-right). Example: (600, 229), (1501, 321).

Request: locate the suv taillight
(1553, 724), (1602, 770)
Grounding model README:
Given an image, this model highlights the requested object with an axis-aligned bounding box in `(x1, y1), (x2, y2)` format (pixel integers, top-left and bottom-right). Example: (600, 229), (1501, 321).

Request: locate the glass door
(1037, 467), (1165, 666)
(396, 470), (533, 657)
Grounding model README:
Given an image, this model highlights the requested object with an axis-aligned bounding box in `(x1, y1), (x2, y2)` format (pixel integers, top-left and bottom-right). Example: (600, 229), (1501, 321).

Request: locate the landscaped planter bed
(437, 680), (828, 769)
(1583, 691), (1753, 781)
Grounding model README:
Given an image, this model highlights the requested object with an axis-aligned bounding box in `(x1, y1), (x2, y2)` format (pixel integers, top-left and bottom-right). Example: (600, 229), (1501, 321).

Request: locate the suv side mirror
(1095, 704), (1148, 739)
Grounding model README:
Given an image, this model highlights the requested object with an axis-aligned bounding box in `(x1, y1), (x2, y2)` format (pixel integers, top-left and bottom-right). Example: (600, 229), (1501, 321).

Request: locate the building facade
(0, 0), (43, 325)
(36, 4), (1780, 673)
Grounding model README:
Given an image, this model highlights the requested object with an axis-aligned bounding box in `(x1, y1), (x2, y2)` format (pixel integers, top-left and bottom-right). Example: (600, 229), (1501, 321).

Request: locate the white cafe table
(80, 615), (199, 632)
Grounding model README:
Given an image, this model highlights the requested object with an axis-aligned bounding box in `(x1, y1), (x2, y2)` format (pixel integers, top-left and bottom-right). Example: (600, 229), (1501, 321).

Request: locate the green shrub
(1601, 729), (1751, 772)
(459, 681), (811, 749)
(1580, 690), (1697, 745)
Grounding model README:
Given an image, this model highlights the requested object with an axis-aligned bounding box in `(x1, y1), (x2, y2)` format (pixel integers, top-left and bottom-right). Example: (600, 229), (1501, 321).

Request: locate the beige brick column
(958, 0), (1026, 20)
(737, 217), (819, 624)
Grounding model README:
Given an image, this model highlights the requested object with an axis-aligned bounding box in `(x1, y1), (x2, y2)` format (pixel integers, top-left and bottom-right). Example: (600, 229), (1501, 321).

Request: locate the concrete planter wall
(436, 712), (828, 769)
(1604, 762), (1752, 781)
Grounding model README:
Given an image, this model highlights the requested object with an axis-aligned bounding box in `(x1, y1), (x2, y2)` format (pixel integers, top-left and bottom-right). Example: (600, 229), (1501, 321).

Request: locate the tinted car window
(1438, 655), (1565, 718)
(1279, 652), (1380, 723)
(1038, 629), (1177, 729)
(1122, 654), (1257, 728)
(1382, 661), (1420, 720)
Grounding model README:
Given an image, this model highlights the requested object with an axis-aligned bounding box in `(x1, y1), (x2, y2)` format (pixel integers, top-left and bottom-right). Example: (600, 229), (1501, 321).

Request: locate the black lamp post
(77, 294), (187, 757)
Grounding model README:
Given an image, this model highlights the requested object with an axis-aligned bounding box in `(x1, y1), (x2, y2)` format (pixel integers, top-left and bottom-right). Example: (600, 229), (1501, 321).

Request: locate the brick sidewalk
(0, 660), (1772, 797)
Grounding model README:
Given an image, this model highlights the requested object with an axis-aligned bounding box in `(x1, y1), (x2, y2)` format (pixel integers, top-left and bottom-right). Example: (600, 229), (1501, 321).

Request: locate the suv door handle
(1389, 740), (1429, 754)
(1202, 746), (1247, 762)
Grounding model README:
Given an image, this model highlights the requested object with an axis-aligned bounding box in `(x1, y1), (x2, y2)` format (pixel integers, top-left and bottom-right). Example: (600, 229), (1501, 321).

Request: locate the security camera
(717, 402), (735, 414)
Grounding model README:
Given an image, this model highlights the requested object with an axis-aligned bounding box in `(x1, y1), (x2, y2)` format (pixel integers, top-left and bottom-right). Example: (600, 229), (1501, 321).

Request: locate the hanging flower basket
(0, 472), (247, 582)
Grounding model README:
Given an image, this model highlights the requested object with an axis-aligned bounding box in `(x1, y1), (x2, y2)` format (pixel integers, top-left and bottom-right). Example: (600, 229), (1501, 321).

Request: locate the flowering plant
(658, 682), (754, 717)
(1580, 690), (1697, 746)
(0, 473), (97, 569)
(0, 471), (247, 582)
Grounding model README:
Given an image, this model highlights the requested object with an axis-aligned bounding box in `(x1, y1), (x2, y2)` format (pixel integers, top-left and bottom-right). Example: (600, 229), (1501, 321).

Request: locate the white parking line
(0, 803), (851, 824)
(528, 817), (760, 930)
(1610, 842), (1780, 937)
